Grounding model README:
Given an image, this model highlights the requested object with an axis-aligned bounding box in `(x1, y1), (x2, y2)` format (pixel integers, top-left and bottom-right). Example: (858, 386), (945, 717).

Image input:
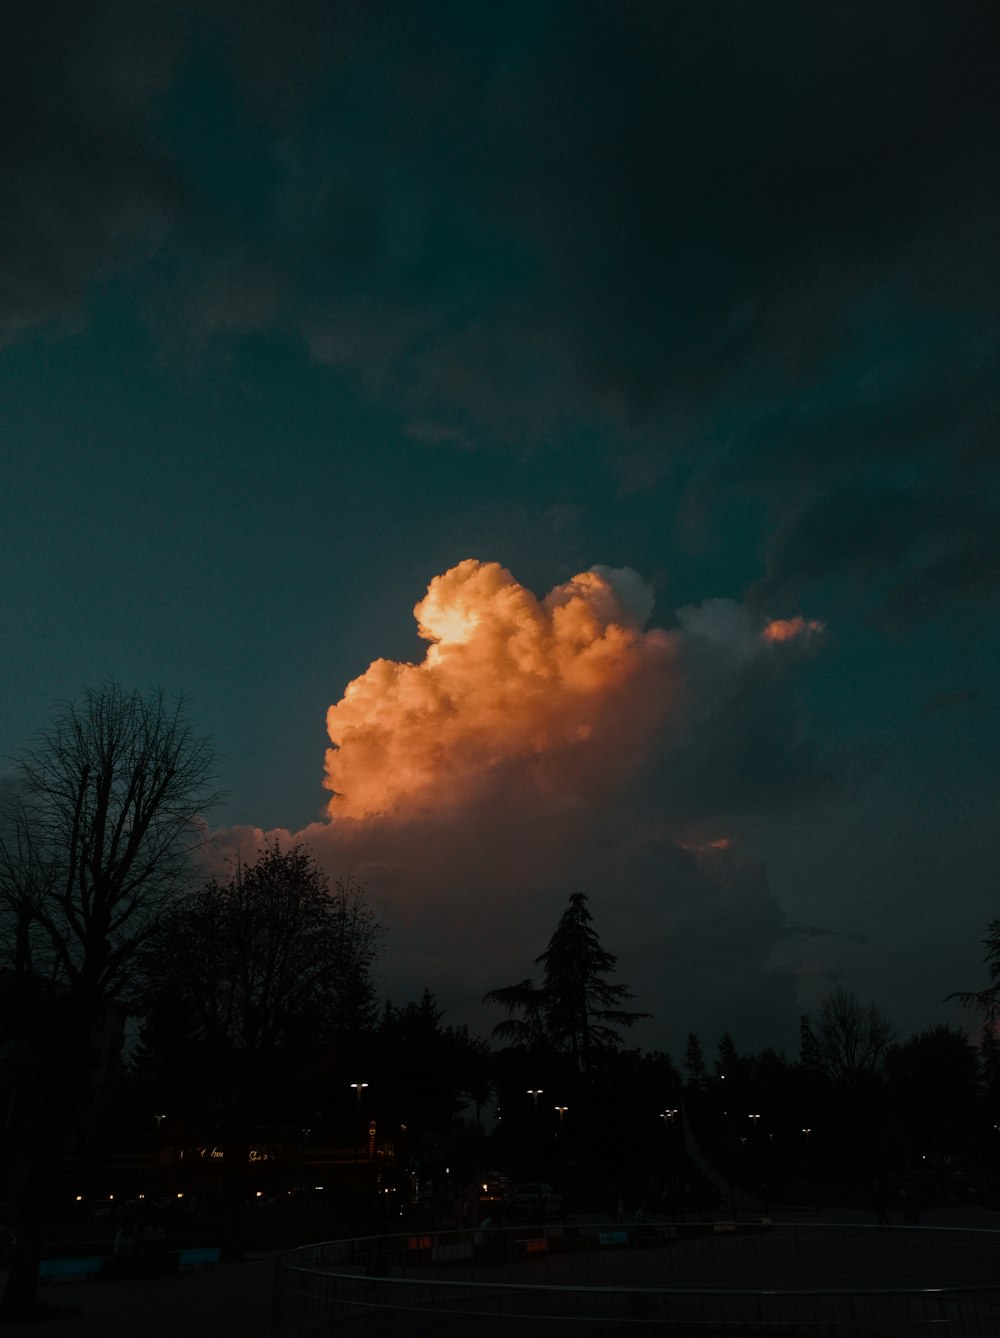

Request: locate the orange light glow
(324, 560), (675, 818)
(762, 617), (823, 643)
(677, 835), (733, 854)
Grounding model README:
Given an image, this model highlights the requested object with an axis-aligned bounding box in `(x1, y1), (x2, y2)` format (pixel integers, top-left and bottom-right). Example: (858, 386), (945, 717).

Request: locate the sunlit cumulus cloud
(762, 616), (824, 644)
(324, 560), (675, 820)
(215, 561), (830, 1053)
(674, 599), (824, 662)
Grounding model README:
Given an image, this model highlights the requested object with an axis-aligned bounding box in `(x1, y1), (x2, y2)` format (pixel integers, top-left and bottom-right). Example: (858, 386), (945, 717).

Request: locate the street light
(526, 1090), (544, 1220)
(350, 1083), (369, 1167)
(554, 1104), (569, 1141)
(661, 1108), (678, 1125)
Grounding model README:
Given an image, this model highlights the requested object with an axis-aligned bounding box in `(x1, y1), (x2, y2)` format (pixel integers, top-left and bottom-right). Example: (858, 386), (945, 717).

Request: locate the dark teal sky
(2, 0), (998, 1055)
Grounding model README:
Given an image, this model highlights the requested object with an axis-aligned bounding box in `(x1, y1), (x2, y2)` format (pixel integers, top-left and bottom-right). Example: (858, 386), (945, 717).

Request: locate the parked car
(505, 1183), (563, 1219)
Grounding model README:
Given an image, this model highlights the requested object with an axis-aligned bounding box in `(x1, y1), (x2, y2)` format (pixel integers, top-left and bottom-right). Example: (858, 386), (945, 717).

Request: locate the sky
(2, 0), (998, 1060)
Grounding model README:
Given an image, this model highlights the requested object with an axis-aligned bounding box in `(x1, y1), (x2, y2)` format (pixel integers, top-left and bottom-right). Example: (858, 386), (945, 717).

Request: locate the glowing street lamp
(554, 1105), (569, 1124)
(661, 1108), (678, 1126)
(350, 1083), (369, 1166)
(526, 1088), (543, 1106)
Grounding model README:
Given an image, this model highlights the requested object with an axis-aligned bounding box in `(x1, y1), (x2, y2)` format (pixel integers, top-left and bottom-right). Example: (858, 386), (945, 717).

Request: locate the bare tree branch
(0, 681), (220, 1013)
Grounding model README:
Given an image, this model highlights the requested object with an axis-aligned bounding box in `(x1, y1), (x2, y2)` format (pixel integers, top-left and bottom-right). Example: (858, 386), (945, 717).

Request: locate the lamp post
(661, 1109), (679, 1164)
(553, 1104), (568, 1147)
(748, 1113), (768, 1217)
(659, 1109), (679, 1217)
(527, 1090), (544, 1222)
(350, 1083), (369, 1165)
(553, 1103), (572, 1213)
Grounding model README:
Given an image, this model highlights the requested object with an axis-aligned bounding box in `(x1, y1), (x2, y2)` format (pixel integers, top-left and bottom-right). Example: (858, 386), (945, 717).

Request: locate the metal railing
(272, 1220), (1000, 1335)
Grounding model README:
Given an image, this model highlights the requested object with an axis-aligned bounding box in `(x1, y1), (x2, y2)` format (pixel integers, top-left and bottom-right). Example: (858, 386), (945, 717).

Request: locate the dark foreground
(3, 1206), (999, 1337)
(0, 1255), (276, 1337)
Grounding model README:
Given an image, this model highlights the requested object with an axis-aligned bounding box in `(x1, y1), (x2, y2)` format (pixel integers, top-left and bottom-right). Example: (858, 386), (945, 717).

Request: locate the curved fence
(271, 1220), (1000, 1336)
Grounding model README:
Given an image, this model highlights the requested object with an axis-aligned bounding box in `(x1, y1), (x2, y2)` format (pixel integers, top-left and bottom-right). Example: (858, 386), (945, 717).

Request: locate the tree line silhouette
(1, 683), (998, 1319)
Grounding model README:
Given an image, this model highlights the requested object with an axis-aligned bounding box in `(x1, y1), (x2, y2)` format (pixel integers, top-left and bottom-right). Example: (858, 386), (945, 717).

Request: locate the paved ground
(0, 1255), (278, 1337)
(2, 1205), (997, 1336)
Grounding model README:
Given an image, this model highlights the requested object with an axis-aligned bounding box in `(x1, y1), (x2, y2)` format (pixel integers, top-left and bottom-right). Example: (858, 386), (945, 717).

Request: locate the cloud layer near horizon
(212, 561), (829, 1052)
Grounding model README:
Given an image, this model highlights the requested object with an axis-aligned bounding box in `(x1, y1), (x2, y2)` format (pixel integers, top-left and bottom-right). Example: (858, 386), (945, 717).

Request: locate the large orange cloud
(209, 563), (830, 1053)
(324, 560), (676, 818)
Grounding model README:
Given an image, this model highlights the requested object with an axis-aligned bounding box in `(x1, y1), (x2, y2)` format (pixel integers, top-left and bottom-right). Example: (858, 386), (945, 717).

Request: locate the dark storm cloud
(224, 764), (803, 1055)
(5, 0), (998, 596)
(0, 0), (185, 340)
(85, 0), (988, 445)
(649, 598), (847, 819)
(878, 535), (1000, 624)
(9, 1), (999, 424)
(477, 1), (1000, 410)
(702, 337), (1000, 499)
(918, 689), (979, 719)
(758, 483), (1000, 620)
(779, 923), (868, 946)
(167, 0), (999, 610)
(661, 661), (844, 817)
